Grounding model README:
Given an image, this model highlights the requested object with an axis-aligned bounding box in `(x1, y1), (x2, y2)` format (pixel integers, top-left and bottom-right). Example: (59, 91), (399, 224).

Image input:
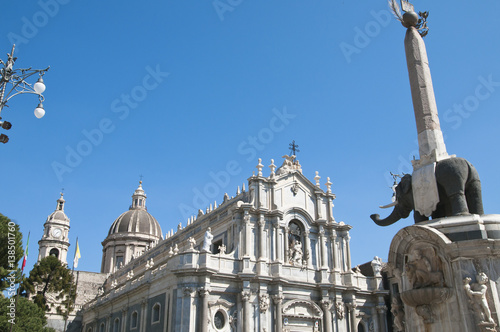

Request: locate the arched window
(99, 323), (105, 332)
(49, 248), (59, 258)
(87, 328), (93, 332)
(113, 318), (120, 332)
(358, 321), (366, 332)
(287, 220), (305, 266)
(152, 303), (161, 324)
(130, 311), (138, 329)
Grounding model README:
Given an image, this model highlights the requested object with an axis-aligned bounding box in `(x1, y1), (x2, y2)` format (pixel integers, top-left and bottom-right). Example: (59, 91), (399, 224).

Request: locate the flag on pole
(73, 238), (81, 268)
(21, 232), (30, 272)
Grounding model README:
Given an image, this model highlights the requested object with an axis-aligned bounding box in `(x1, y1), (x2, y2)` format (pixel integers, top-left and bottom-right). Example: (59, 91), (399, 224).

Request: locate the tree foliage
(0, 296), (56, 331)
(0, 213), (24, 292)
(22, 256), (77, 318)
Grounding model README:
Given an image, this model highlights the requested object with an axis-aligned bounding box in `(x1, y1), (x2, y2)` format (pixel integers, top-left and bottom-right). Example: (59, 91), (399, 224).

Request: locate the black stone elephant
(371, 157), (484, 226)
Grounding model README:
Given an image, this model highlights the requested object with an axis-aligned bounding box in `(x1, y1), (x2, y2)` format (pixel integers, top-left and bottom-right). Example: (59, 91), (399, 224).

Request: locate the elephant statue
(371, 157), (484, 226)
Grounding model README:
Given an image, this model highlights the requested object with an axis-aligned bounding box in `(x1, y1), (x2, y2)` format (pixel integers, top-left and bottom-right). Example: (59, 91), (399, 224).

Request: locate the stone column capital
(272, 294), (284, 304)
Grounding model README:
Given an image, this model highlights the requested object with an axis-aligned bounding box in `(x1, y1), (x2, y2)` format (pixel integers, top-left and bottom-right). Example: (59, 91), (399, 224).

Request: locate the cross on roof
(289, 140), (300, 156)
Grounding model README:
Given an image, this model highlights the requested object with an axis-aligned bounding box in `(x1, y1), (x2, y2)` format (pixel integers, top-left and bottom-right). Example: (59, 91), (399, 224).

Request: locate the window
(99, 323), (105, 332)
(87, 328), (93, 332)
(113, 318), (120, 332)
(130, 311), (138, 329)
(115, 256), (124, 269)
(152, 303), (161, 324)
(358, 322), (366, 332)
(212, 239), (223, 254)
(214, 310), (225, 330)
(49, 248), (59, 258)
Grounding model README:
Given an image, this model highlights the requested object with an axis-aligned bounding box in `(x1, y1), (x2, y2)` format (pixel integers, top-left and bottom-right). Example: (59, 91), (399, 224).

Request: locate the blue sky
(1, 1), (500, 274)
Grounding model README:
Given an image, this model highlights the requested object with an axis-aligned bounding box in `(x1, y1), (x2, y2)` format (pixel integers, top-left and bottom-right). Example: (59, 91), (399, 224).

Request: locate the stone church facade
(38, 155), (390, 332)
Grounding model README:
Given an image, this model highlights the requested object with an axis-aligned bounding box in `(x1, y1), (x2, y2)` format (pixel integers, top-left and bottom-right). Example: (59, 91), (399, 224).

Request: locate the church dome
(106, 181), (162, 238)
(108, 209), (162, 237)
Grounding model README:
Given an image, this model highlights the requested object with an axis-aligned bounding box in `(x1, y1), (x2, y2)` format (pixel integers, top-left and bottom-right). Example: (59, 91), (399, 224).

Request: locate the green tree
(0, 296), (56, 331)
(0, 214), (24, 292)
(22, 256), (77, 319)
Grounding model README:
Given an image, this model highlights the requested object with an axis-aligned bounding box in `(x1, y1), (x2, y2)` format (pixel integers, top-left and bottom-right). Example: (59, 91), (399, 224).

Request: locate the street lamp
(0, 44), (49, 143)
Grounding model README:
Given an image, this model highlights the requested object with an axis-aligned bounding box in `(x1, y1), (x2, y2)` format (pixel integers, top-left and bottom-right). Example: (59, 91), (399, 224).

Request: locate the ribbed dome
(108, 209), (162, 237)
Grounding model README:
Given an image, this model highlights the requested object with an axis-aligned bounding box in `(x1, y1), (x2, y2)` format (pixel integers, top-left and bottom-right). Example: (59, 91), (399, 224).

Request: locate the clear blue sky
(2, 1), (500, 274)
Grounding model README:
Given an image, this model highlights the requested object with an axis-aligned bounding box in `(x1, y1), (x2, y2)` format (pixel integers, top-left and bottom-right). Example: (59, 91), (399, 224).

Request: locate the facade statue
(289, 239), (303, 266)
(464, 273), (496, 325)
(202, 227), (213, 252)
(188, 236), (196, 250)
(371, 256), (382, 276)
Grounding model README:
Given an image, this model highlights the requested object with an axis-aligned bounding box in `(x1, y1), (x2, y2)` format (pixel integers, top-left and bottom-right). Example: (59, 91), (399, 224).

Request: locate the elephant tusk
(379, 201), (398, 209)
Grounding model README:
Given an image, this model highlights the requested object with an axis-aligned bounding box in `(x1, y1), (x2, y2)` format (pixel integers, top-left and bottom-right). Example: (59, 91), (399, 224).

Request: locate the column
(347, 302), (357, 332)
(319, 226), (328, 269)
(284, 227), (289, 263)
(273, 294), (284, 332)
(141, 299), (147, 332)
(344, 234), (352, 270)
(272, 220), (279, 261)
(244, 212), (251, 257)
(121, 308), (127, 331)
(321, 299), (333, 332)
(330, 232), (338, 271)
(316, 195), (323, 219)
(242, 291), (252, 332)
(304, 230), (312, 268)
(376, 304), (388, 332)
(199, 288), (210, 332)
(258, 215), (265, 260)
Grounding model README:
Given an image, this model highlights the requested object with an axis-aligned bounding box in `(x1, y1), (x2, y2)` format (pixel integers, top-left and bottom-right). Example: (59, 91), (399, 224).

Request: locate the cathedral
(37, 155), (390, 332)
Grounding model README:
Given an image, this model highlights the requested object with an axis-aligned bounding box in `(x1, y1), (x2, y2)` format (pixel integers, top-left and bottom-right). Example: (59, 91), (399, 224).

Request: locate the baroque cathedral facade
(38, 155), (390, 332)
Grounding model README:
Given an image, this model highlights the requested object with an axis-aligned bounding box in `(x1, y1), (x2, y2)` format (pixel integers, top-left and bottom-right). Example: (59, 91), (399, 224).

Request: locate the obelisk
(402, 11), (450, 170)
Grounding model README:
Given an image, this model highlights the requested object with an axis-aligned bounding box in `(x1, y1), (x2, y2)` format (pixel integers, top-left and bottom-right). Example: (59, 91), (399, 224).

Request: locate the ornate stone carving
(272, 294), (284, 305)
(405, 248), (444, 289)
(391, 296), (405, 332)
(259, 293), (269, 312)
(335, 301), (345, 320)
(464, 273), (497, 331)
(241, 291), (250, 302)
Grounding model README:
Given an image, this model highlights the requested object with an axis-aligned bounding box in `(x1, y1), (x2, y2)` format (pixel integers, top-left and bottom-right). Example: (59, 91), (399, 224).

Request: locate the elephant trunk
(370, 207), (403, 227)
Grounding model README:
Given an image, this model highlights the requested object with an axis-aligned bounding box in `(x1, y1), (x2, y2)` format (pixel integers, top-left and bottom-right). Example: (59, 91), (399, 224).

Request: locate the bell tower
(38, 193), (71, 265)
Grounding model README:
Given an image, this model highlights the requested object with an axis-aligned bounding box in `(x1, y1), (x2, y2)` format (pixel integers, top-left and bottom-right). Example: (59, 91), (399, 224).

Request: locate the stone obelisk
(402, 12), (450, 170)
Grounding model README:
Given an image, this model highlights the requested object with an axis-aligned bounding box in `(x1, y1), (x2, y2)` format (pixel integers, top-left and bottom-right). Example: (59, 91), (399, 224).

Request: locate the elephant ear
(400, 174), (412, 195)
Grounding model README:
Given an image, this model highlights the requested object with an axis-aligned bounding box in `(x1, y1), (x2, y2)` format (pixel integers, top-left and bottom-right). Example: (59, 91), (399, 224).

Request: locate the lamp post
(0, 44), (49, 143)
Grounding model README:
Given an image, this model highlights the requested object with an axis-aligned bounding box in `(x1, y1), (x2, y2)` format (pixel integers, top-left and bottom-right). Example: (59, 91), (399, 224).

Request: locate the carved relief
(259, 293), (269, 313)
(391, 296), (405, 332)
(463, 273), (497, 331)
(405, 247), (444, 289)
(335, 301), (344, 320)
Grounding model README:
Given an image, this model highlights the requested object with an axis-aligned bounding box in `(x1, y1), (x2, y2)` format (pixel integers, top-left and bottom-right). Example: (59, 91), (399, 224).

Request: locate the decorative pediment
(282, 299), (323, 319)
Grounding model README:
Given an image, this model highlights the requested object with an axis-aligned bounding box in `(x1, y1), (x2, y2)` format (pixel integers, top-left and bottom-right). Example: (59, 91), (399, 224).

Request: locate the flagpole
(10, 231), (29, 332)
(64, 237), (80, 331)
